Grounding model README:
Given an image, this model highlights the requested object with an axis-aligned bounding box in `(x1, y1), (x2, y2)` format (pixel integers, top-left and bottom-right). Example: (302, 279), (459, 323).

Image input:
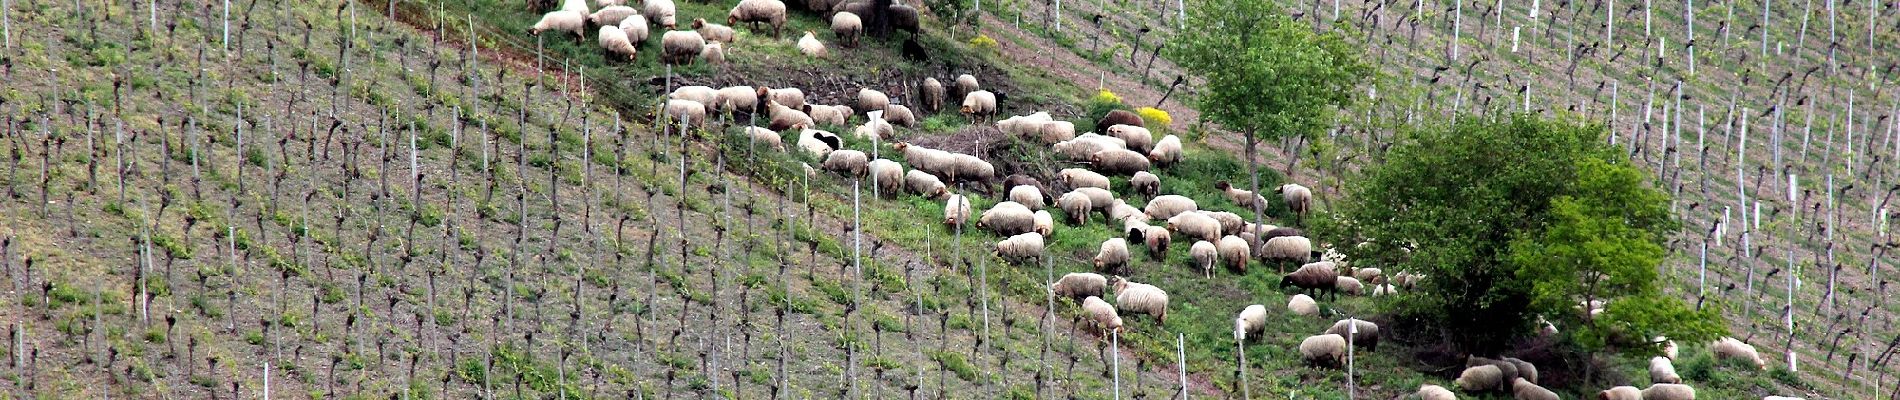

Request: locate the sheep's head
(1107, 317), (1124, 333)
(890, 142), (909, 152)
(958, 104), (973, 115)
(692, 17), (707, 29)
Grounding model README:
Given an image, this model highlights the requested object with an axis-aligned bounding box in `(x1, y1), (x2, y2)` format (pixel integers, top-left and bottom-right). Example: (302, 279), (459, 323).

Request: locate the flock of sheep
(529, 0), (920, 64)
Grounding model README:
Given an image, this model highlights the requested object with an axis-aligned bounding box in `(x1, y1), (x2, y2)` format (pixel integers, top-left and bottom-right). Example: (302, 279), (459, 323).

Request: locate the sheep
(954, 74), (980, 100)
(1503, 357), (1539, 384)
(1033, 210), (1054, 236)
(1058, 168), (1112, 191)
(1417, 384), (1458, 400)
(949, 153), (996, 183)
(692, 18), (737, 43)
(994, 232), (1045, 261)
(905, 170), (948, 199)
(797, 31), (827, 57)
(1037, 121), (1077, 144)
(803, 104), (853, 126)
(1352, 267), (1384, 284)
(1057, 192), (1092, 224)
(1324, 319), (1379, 350)
(1454, 365), (1505, 392)
(1106, 124), (1155, 154)
(960, 90), (998, 122)
(1106, 199), (1144, 224)
(830, 11), (862, 47)
(920, 78), (945, 113)
(643, 0), (677, 28)
(1095, 109), (1145, 133)
(744, 127), (783, 151)
(852, 89), (889, 116)
(1214, 181), (1270, 212)
(1166, 212), (1222, 243)
(726, 0), (787, 37)
(660, 30), (704, 65)
(978, 201), (1036, 236)
(1370, 284), (1397, 296)
(1111, 278), (1169, 323)
(1298, 334), (1348, 368)
(1280, 262), (1340, 300)
(619, 15), (651, 43)
(1130, 171), (1160, 197)
(1201, 211), (1245, 236)
(1512, 378), (1559, 400)
(764, 87), (807, 110)
(1093, 238), (1130, 274)
(1711, 337), (1766, 370)
(594, 0), (622, 7)
(821, 149), (869, 177)
(700, 42), (726, 64)
(868, 159), (903, 194)
(588, 5), (639, 26)
(768, 101), (816, 131)
(711, 86), (758, 113)
(596, 25), (639, 60)
(998, 112), (1053, 134)
(670, 86), (720, 105)
(1640, 383), (1696, 400)
(851, 111), (893, 140)
(1139, 226), (1172, 259)
(943, 194), (972, 226)
(1052, 133), (1129, 160)
(1260, 226), (1303, 242)
(1080, 296), (1123, 335)
(795, 127), (841, 158)
(1598, 386), (1643, 400)
(893, 142), (954, 179)
(1649, 356), (1681, 384)
(1260, 236), (1316, 266)
(561, 0), (589, 14)
(1287, 294), (1319, 316)
(1217, 235), (1250, 273)
(530, 11), (588, 40)
(886, 3), (920, 34)
(1468, 356), (1522, 386)
(663, 99), (708, 128)
(1148, 134), (1182, 166)
(1278, 183), (1314, 216)
(1233, 304), (1267, 342)
(1392, 271), (1424, 289)
(884, 104), (917, 128)
(1006, 185), (1046, 211)
(1144, 195), (1198, 219)
(1051, 272), (1107, 299)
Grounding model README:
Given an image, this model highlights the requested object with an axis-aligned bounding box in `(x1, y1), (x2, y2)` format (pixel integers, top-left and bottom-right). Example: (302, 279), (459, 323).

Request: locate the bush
(1086, 89), (1130, 121)
(969, 34), (999, 52)
(1135, 106), (1173, 127)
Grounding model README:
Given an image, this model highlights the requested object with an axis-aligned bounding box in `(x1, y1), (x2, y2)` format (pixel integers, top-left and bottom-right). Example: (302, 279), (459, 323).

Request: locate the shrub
(969, 34), (999, 51)
(1135, 106), (1173, 127)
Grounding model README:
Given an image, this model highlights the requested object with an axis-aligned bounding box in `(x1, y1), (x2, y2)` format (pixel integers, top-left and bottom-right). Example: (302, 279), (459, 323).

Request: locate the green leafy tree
(1319, 114), (1723, 358)
(1166, 0), (1369, 222)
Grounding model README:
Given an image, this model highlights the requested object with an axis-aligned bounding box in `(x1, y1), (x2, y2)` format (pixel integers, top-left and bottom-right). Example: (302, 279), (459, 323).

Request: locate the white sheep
(1089, 148), (1152, 175)
(1298, 334), (1348, 368)
(660, 30), (704, 65)
(1324, 319), (1379, 350)
(1201, 211), (1245, 236)
(1106, 124), (1155, 153)
(1369, 284), (1397, 296)
(994, 232), (1045, 261)
(851, 111), (892, 140)
(1130, 171), (1160, 197)
(893, 142), (953, 178)
(1056, 191), (1092, 224)
(996, 112), (1051, 135)
(1656, 336), (1679, 360)
(794, 127), (840, 158)
(727, 0), (788, 37)
(1051, 272), (1107, 299)
(1058, 168), (1112, 191)
(960, 90), (998, 122)
(619, 14), (651, 43)
(711, 86), (757, 113)
(1260, 236), (1315, 264)
(1214, 180), (1269, 212)
(1148, 134), (1182, 166)
(589, 5), (638, 26)
(1277, 183), (1313, 216)
(1037, 120), (1077, 144)
(920, 77), (946, 113)
(1598, 386), (1643, 400)
(1094, 238), (1129, 274)
(530, 10), (587, 40)
(1649, 356), (1681, 384)
(663, 99), (708, 129)
(768, 101), (815, 131)
(1166, 212), (1221, 243)
(868, 159), (903, 195)
(670, 86), (719, 105)
(857, 88), (890, 117)
(561, 0), (590, 14)
(1454, 364), (1504, 392)
(1641, 383), (1696, 400)
(1081, 296), (1122, 335)
(1504, 357), (1539, 384)
(766, 87), (807, 110)
(797, 31), (827, 57)
(978, 201), (1036, 236)
(597, 25), (638, 60)
(1009, 185), (1046, 211)
(1287, 294), (1318, 316)
(1512, 377), (1558, 400)
(1233, 304), (1267, 342)
(1190, 241), (1217, 278)
(821, 149), (869, 177)
(805, 104), (854, 126)
(743, 127), (783, 150)
(1335, 276), (1363, 295)
(1106, 198), (1145, 223)
(1217, 235), (1250, 273)
(905, 170), (947, 199)
(954, 74), (980, 99)
(943, 194), (972, 226)
(1711, 337), (1766, 370)
(700, 42), (725, 64)
(1052, 133), (1128, 160)
(831, 11), (862, 47)
(692, 18), (736, 43)
(949, 153), (996, 183)
(1139, 226), (1172, 260)
(1112, 278), (1169, 323)
(643, 0), (677, 28)
(1033, 210), (1054, 237)
(884, 104), (917, 128)
(1352, 267), (1384, 284)
(1143, 195), (1198, 219)
(1416, 384), (1457, 400)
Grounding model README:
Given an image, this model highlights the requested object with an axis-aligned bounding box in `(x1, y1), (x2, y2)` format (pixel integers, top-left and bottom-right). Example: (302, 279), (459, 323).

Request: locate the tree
(1167, 0), (1368, 227)
(1318, 114), (1723, 357)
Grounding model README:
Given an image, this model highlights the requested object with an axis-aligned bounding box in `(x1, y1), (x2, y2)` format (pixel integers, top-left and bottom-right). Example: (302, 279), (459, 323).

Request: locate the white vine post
(1177, 333), (1188, 400)
(1112, 331), (1122, 400)
(1451, 0), (1461, 60)
(223, 0), (231, 52)
(1055, 0), (1061, 32)
(1347, 318), (1357, 400)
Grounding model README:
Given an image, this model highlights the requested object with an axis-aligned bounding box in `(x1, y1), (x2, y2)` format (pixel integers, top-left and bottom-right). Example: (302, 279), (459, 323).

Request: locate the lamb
(1094, 109), (1145, 133)
(1214, 181), (1270, 212)
(726, 0), (787, 37)
(1711, 337), (1766, 370)
(1051, 272), (1107, 299)
(1298, 334), (1348, 368)
(1287, 294), (1319, 316)
(943, 194), (972, 226)
(831, 11), (862, 47)
(960, 90), (998, 122)
(700, 42), (725, 64)
(1280, 262), (1340, 300)
(1201, 211), (1245, 236)
(1324, 319), (1379, 350)
(794, 127), (841, 158)
(883, 104), (917, 128)
(744, 127), (783, 150)
(1417, 384), (1458, 400)
(764, 87), (807, 110)
(660, 30), (705, 65)
(1080, 296), (1123, 335)
(1512, 378), (1559, 400)
(597, 25), (638, 60)
(1649, 356), (1681, 384)
(1143, 195), (1198, 219)
(1130, 171), (1160, 197)
(1057, 192), (1092, 224)
(588, 5), (639, 26)
(1052, 133), (1128, 160)
(1148, 134), (1182, 166)
(1166, 212), (1221, 242)
(954, 74), (980, 100)
(692, 18), (737, 43)
(1111, 278), (1169, 323)
(994, 232), (1045, 261)
(902, 171), (947, 199)
(1188, 241), (1218, 277)
(1260, 236), (1316, 265)
(1503, 357), (1539, 384)
(1598, 386), (1643, 400)
(1058, 168), (1112, 191)
(1093, 238), (1130, 274)
(643, 0), (677, 28)
(1352, 267), (1384, 284)
(1277, 183), (1314, 216)
(768, 101), (815, 131)
(530, 11), (587, 40)
(920, 77), (945, 113)
(1033, 210), (1054, 236)
(1641, 383), (1696, 400)
(1009, 185), (1046, 211)
(1217, 235), (1250, 273)
(868, 159), (903, 194)
(619, 15), (651, 43)
(1369, 284), (1397, 296)
(1106, 124), (1155, 154)
(821, 149), (869, 177)
(856, 89), (890, 117)
(804, 104), (854, 126)
(977, 201), (1036, 236)
(797, 31), (827, 57)
(663, 99), (708, 129)
(1333, 276), (1362, 296)
(1233, 304), (1267, 342)
(1454, 365), (1505, 392)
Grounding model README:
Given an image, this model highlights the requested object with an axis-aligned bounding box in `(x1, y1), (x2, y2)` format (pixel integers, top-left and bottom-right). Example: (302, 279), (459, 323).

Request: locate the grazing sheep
(1503, 357), (1539, 384)
(960, 90), (998, 122)
(886, 3), (920, 34)
(1217, 235), (1250, 273)
(1417, 384), (1458, 400)
(1352, 267), (1384, 284)
(619, 14), (651, 42)
(1201, 211), (1245, 236)
(1261, 227), (1303, 241)
(1468, 356), (1522, 386)
(597, 25), (638, 60)
(1649, 356), (1681, 384)
(1186, 240), (1219, 277)
(670, 86), (719, 105)
(1052, 133), (1129, 160)
(643, 0), (677, 28)
(821, 150), (869, 177)
(1513, 378), (1559, 400)
(1037, 120), (1077, 144)
(561, 0), (589, 14)
(726, 0), (787, 37)
(1234, 304), (1267, 341)
(1658, 336), (1679, 360)
(712, 86), (758, 113)
(1277, 183), (1313, 216)
(1001, 175), (1047, 200)
(1009, 185), (1046, 211)
(589, 5), (639, 26)
(1093, 238), (1130, 274)
(1711, 337), (1766, 370)
(765, 87), (807, 110)
(1280, 262), (1340, 300)
(1139, 226), (1172, 260)
(905, 170), (947, 199)
(855, 89), (889, 116)
(1454, 365), (1505, 392)
(851, 111), (893, 140)
(1105, 198), (1144, 223)
(770, 102), (818, 132)
(744, 127), (783, 150)
(1148, 134), (1182, 166)
(943, 194), (972, 226)
(1081, 296), (1123, 335)
(794, 127), (841, 158)
(868, 159), (903, 194)
(999, 112), (1054, 135)
(884, 104), (917, 128)
(1214, 181), (1270, 212)
(660, 30), (704, 64)
(663, 99), (708, 128)
(1641, 383), (1696, 400)
(1111, 278), (1169, 323)
(1144, 195), (1198, 219)
(949, 153), (996, 183)
(954, 74), (981, 100)
(994, 232), (1045, 261)
(1392, 271), (1424, 289)
(1287, 294), (1319, 316)
(692, 18), (737, 43)
(978, 201), (1036, 236)
(1058, 168), (1112, 191)
(831, 11), (862, 47)
(530, 11), (588, 39)
(1370, 284), (1397, 296)
(1131, 171), (1160, 197)
(797, 31), (827, 57)
(1324, 319), (1379, 350)
(1095, 109), (1145, 133)
(700, 42), (725, 64)
(1033, 210), (1054, 236)
(1057, 192), (1092, 224)
(1106, 124), (1156, 153)
(1334, 276), (1364, 296)
(1298, 334), (1349, 368)
(893, 142), (953, 178)
(804, 104), (854, 126)
(1260, 236), (1316, 265)
(1598, 386), (1643, 400)
(1166, 212), (1221, 243)
(920, 78), (946, 113)
(1051, 272), (1108, 299)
